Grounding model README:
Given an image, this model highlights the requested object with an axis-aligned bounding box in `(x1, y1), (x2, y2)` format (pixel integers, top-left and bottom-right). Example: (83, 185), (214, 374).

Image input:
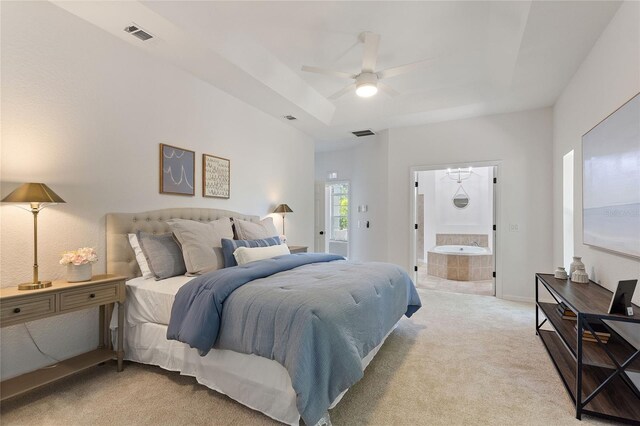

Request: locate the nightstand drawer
(1, 295), (56, 326)
(60, 283), (119, 312)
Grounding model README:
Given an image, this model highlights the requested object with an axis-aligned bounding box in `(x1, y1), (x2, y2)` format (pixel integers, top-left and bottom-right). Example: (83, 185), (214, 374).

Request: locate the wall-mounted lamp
(273, 204), (293, 236)
(2, 183), (66, 290)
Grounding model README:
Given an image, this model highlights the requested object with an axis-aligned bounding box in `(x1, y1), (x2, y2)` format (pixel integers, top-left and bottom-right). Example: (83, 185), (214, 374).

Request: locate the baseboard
(500, 294), (535, 303)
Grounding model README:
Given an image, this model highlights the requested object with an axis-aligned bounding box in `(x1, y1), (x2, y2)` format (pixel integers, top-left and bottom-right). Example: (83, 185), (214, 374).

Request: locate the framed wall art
(582, 93), (639, 258)
(203, 153), (230, 199)
(159, 143), (195, 196)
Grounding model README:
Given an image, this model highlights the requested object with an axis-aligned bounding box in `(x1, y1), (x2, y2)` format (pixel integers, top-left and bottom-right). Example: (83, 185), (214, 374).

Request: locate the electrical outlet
(509, 224), (519, 232)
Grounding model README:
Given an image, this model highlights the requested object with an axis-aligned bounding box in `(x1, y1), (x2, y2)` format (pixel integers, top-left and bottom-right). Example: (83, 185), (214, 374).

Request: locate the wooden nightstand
(288, 245), (308, 254)
(0, 274), (126, 401)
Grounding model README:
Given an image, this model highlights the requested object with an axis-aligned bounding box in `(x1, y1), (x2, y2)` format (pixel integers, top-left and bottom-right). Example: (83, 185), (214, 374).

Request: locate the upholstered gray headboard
(106, 208), (260, 279)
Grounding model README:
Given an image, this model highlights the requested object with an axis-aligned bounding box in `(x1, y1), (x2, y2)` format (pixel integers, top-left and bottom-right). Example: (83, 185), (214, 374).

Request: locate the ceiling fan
(301, 31), (432, 100)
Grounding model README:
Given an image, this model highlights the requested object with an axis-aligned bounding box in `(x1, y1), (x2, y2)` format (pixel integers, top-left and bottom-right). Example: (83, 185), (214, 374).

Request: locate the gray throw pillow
(234, 217), (279, 240)
(167, 218), (234, 275)
(137, 231), (186, 280)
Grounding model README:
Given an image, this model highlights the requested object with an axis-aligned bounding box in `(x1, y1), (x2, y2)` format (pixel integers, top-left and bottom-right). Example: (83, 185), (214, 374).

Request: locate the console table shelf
(535, 273), (640, 424)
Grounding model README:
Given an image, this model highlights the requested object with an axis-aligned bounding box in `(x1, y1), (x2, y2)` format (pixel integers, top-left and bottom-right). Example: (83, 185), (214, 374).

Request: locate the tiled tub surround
(427, 234), (493, 281)
(435, 233), (489, 247)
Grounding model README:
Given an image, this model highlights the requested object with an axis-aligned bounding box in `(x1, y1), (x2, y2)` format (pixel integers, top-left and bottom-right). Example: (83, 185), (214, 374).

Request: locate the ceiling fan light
(356, 83), (378, 97)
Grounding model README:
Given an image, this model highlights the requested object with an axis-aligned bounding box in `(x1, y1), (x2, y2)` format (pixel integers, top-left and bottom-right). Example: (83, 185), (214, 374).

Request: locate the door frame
(325, 180), (351, 259)
(410, 160), (502, 298)
(314, 181), (327, 252)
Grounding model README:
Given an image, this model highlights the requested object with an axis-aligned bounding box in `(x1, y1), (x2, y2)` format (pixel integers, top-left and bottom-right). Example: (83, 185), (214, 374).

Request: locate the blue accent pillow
(221, 236), (282, 267)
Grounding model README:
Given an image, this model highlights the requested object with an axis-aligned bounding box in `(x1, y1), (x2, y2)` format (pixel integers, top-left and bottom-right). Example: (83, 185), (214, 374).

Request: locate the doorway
(412, 164), (497, 296)
(314, 181), (350, 257)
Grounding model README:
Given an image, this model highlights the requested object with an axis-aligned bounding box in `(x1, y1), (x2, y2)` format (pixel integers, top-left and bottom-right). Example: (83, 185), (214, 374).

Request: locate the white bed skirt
(113, 319), (397, 425)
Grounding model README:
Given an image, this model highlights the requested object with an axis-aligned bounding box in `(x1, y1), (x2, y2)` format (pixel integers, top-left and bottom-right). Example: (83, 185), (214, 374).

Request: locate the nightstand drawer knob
(14, 307), (21, 313)
(89, 293), (96, 299)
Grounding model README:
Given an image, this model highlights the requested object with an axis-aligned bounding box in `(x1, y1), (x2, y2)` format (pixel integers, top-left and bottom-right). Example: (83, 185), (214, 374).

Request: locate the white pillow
(233, 244), (290, 266)
(234, 217), (279, 240)
(128, 233), (154, 279)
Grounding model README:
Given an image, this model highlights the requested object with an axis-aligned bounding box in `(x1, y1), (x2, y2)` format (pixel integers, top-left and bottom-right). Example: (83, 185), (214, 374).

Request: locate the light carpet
(1, 289), (611, 425)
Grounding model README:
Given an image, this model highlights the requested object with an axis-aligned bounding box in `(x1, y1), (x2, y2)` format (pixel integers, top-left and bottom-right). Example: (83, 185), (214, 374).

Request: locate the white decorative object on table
(571, 266), (589, 284)
(569, 256), (585, 275)
(65, 263), (92, 282)
(554, 267), (568, 279)
(60, 247), (98, 282)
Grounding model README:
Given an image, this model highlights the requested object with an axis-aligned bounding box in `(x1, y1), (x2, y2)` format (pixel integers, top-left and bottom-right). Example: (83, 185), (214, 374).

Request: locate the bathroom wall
(418, 167), (494, 259)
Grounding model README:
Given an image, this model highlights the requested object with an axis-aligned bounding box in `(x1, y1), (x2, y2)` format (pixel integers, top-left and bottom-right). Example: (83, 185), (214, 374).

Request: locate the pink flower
(59, 247), (98, 265)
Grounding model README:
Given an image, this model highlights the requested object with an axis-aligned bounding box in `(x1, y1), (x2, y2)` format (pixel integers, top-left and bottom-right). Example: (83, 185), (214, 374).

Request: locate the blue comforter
(167, 253), (422, 425)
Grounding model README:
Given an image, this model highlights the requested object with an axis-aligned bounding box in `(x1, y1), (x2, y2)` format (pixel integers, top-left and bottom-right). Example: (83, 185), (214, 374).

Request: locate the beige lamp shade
(273, 204), (293, 236)
(273, 204), (293, 214)
(2, 183), (65, 204)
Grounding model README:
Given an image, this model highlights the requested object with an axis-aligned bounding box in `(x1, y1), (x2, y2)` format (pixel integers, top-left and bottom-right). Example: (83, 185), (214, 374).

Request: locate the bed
(106, 208), (421, 425)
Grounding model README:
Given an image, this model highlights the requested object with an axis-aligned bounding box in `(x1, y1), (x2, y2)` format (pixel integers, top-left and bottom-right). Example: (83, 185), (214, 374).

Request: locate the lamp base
(18, 281), (52, 291)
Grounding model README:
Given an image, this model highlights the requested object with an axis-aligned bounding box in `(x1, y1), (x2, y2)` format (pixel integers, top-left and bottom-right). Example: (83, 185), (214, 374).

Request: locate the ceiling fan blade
(361, 32), (380, 73)
(328, 83), (356, 100)
(301, 65), (356, 80)
(377, 82), (399, 97)
(377, 58), (434, 80)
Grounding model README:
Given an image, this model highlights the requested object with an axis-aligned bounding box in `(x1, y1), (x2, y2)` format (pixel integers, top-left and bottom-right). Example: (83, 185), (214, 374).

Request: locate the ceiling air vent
(352, 129), (375, 137)
(124, 24), (154, 41)
(283, 115), (297, 121)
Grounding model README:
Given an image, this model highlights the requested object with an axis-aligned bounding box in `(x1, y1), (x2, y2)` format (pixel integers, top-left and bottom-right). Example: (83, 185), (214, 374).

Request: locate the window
(328, 182), (349, 241)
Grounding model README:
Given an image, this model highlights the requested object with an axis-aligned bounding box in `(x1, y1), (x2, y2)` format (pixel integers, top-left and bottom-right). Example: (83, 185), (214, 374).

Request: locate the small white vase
(571, 266), (589, 284)
(67, 263), (92, 282)
(554, 267), (568, 279)
(569, 256), (585, 276)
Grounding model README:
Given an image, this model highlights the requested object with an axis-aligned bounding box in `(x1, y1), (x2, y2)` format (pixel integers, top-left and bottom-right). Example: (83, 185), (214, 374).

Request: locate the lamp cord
(24, 323), (59, 367)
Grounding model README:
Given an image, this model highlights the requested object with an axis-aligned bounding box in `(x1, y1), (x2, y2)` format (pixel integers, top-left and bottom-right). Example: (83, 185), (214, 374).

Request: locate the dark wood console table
(535, 273), (640, 424)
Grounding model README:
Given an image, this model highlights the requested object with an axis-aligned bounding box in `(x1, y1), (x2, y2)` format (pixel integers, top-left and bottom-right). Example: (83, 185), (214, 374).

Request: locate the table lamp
(273, 204), (293, 236)
(2, 183), (65, 290)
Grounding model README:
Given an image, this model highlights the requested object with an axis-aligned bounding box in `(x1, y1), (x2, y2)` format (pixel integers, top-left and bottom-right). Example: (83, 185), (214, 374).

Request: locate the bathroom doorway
(412, 164), (497, 296)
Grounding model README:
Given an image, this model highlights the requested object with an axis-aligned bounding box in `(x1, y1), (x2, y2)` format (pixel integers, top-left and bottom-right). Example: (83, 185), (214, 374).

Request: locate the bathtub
(427, 245), (493, 281)
(432, 245), (491, 255)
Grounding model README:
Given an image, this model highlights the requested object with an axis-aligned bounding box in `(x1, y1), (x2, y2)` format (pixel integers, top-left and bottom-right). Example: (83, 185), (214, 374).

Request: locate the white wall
(418, 167), (494, 258)
(553, 1), (640, 304)
(387, 108), (553, 301)
(315, 135), (389, 262)
(0, 2), (314, 380)
(316, 108), (553, 301)
(562, 151), (575, 271)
